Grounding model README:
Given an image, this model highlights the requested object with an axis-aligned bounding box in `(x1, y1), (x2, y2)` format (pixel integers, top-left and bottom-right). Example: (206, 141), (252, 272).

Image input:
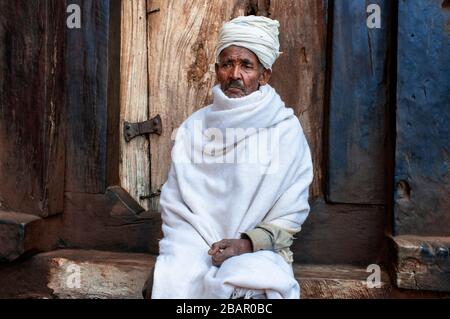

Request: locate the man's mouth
(226, 86), (245, 93)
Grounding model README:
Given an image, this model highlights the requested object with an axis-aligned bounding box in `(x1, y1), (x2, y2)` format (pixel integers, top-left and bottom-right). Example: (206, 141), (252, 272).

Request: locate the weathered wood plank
(66, 0), (110, 193)
(0, 0), (66, 217)
(394, 0), (450, 235)
(327, 0), (391, 204)
(270, 0), (328, 199)
(120, 0), (151, 210)
(146, 0), (248, 211)
(391, 235), (450, 292)
(293, 198), (387, 265)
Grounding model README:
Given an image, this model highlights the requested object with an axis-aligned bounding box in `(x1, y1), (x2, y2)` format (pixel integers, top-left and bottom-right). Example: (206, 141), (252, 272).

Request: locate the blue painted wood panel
(327, 0), (390, 204)
(394, 0), (450, 235)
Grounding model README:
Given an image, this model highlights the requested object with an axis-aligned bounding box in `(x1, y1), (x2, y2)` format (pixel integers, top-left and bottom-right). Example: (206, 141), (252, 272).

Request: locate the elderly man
(143, 15), (313, 299)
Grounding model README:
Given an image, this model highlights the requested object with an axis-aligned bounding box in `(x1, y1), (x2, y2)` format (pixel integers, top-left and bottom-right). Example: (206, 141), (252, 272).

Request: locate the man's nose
(230, 65), (242, 80)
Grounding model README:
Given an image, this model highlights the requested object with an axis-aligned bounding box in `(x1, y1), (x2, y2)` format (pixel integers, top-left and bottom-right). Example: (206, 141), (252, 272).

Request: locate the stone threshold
(0, 249), (449, 299)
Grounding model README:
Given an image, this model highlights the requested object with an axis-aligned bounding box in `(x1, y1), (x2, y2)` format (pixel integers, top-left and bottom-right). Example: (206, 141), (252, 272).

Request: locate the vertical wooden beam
(394, 0), (450, 235)
(0, 0), (66, 217)
(106, 0), (123, 188)
(327, 0), (391, 205)
(120, 0), (150, 210)
(65, 0), (110, 194)
(270, 0), (329, 199)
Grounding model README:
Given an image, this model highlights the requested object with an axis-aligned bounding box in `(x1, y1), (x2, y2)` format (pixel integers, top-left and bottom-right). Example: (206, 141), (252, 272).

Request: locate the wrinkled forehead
(218, 45), (261, 64)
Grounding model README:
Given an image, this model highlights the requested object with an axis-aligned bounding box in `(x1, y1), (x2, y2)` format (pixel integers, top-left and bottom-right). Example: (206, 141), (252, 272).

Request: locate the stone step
(294, 264), (391, 299)
(0, 211), (43, 262)
(0, 249), (448, 299)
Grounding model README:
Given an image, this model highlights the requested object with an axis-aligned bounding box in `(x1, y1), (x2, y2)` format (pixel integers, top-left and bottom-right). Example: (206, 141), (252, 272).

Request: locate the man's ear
(259, 68), (272, 86)
(215, 63), (219, 76)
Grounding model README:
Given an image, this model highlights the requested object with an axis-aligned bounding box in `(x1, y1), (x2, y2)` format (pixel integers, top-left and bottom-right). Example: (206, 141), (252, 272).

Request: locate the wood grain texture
(394, 0), (450, 235)
(120, 0), (151, 210)
(65, 0), (110, 193)
(146, 0), (248, 211)
(270, 0), (328, 199)
(0, 0), (66, 217)
(327, 0), (391, 205)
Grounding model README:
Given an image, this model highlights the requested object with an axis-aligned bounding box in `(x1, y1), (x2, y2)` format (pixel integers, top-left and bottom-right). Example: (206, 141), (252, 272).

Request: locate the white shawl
(152, 84), (313, 299)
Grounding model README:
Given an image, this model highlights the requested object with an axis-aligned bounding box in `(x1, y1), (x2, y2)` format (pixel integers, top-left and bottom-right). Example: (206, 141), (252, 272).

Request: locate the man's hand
(208, 239), (253, 267)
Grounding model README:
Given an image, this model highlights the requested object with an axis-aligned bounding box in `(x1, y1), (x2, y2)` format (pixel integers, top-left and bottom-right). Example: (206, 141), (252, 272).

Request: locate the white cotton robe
(152, 84), (314, 299)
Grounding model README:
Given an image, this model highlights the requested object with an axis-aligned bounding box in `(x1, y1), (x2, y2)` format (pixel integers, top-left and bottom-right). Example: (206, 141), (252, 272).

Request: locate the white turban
(215, 15), (282, 70)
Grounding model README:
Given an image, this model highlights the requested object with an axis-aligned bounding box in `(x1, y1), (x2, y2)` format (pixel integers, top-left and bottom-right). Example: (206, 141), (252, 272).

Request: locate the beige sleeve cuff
(242, 223), (296, 252)
(242, 228), (273, 252)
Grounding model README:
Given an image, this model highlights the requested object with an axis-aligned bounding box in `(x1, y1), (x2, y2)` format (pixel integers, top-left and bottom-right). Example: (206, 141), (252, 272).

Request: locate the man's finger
(221, 246), (238, 260)
(209, 240), (231, 255)
(211, 245), (239, 266)
(217, 240), (231, 249)
(208, 244), (218, 255)
(212, 251), (226, 266)
(208, 242), (222, 255)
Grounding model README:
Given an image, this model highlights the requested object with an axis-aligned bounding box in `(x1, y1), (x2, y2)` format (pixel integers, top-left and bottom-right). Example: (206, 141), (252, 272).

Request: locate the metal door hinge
(124, 115), (162, 142)
(140, 189), (161, 200)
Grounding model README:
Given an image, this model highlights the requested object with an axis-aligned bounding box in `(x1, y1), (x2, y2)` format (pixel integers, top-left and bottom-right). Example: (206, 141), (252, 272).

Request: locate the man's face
(215, 46), (272, 98)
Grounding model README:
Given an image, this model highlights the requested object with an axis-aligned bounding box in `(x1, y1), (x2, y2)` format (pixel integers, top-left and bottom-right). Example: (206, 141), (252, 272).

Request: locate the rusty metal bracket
(124, 115), (162, 142)
(140, 189), (161, 201)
